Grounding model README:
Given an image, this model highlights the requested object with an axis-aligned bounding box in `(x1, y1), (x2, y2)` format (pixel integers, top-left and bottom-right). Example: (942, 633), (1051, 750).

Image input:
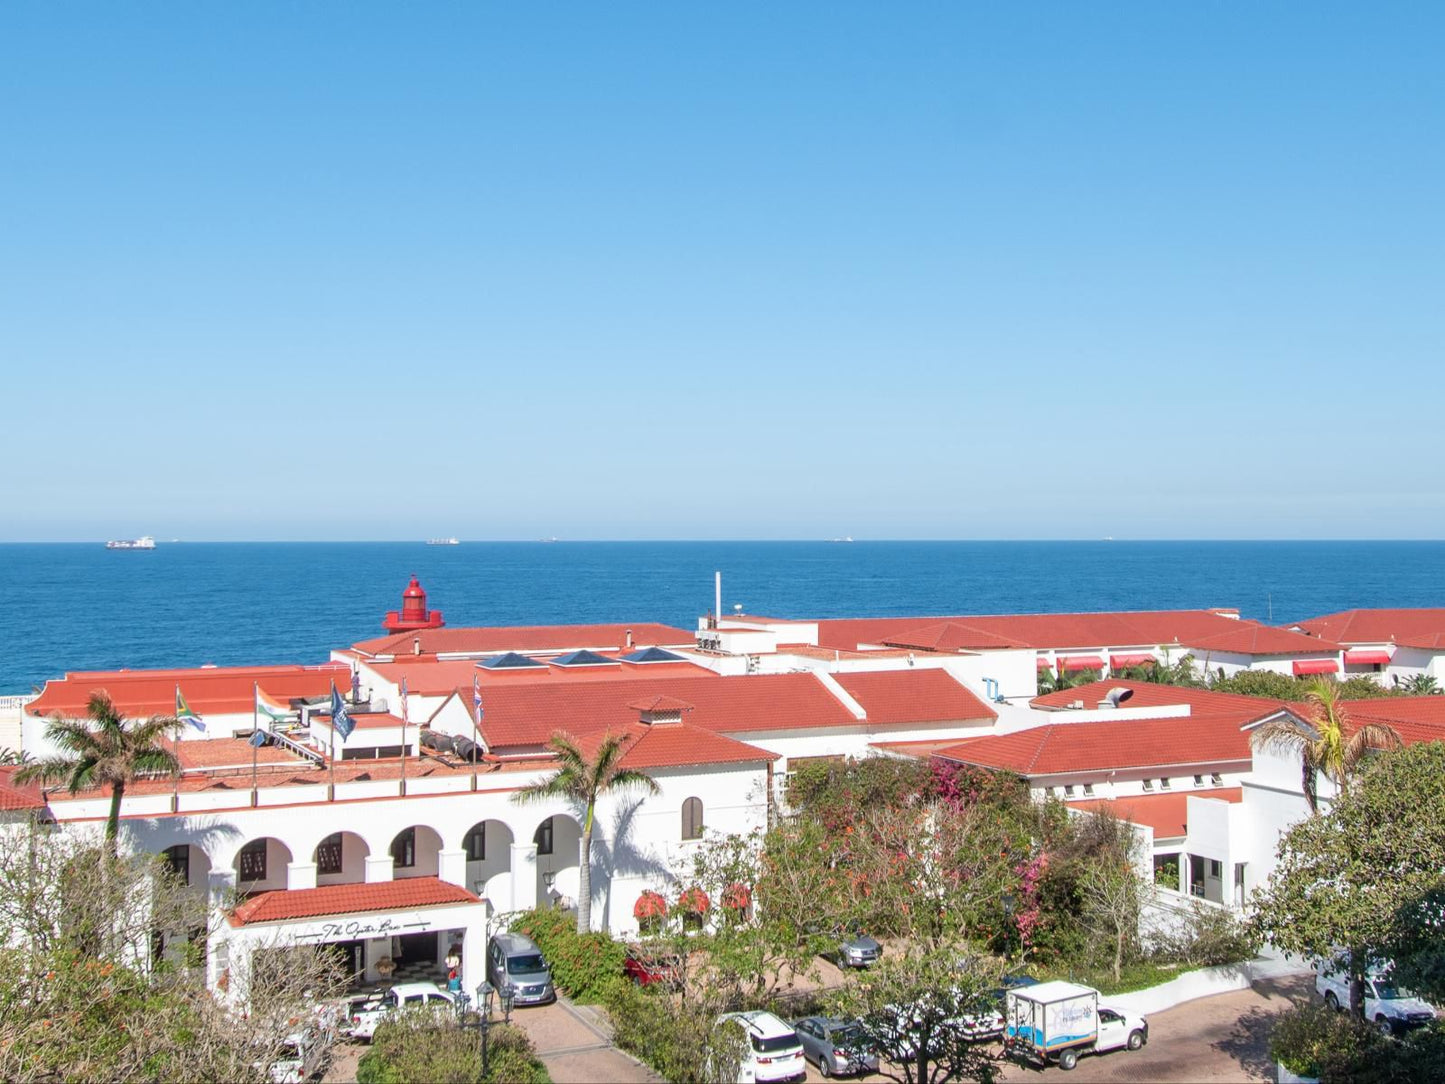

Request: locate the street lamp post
(457, 979), (494, 1082)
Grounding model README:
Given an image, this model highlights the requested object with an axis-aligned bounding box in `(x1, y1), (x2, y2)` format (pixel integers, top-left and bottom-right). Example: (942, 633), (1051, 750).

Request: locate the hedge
(509, 907), (627, 1004)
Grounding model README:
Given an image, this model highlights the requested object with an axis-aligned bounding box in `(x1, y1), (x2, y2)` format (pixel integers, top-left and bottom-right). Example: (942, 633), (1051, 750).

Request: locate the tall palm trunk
(105, 780), (126, 857)
(576, 801), (594, 934)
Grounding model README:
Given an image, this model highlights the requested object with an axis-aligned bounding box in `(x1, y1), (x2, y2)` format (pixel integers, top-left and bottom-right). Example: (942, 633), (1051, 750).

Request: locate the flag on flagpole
(175, 687), (206, 732)
(247, 729), (269, 749)
(472, 674), (484, 723)
(255, 686), (292, 726)
(400, 677), (409, 723)
(330, 683), (356, 741)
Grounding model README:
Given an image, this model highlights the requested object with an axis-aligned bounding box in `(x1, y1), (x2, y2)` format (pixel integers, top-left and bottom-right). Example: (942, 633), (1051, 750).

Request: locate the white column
(208, 868), (237, 909)
(510, 842), (538, 912)
(437, 847), (468, 889)
(287, 861), (318, 891)
(462, 916), (484, 993)
(365, 855), (395, 883)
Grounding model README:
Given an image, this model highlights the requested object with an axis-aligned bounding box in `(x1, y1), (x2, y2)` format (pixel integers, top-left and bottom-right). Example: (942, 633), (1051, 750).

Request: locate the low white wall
(1106, 953), (1311, 1016)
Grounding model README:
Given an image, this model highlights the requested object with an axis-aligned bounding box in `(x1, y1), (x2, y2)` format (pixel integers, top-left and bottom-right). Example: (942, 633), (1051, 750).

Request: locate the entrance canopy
(229, 876), (482, 936)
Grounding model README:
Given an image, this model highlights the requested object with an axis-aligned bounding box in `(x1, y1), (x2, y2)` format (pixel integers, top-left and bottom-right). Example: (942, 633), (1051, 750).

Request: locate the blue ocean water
(2, 540), (1443, 694)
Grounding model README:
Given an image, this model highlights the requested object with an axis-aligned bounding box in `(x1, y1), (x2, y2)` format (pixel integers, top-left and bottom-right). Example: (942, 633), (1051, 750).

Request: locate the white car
(1316, 959), (1436, 1034)
(716, 1010), (807, 1083)
(347, 983), (456, 1041)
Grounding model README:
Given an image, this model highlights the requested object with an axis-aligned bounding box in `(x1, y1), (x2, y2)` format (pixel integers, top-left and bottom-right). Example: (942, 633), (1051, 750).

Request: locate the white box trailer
(1003, 980), (1149, 1071)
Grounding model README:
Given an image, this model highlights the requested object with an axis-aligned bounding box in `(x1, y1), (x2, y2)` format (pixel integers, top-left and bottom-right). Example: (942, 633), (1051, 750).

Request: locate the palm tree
(513, 730), (659, 934)
(1394, 673), (1441, 696)
(1250, 678), (1402, 814)
(15, 692), (182, 855)
(1036, 666), (1099, 695)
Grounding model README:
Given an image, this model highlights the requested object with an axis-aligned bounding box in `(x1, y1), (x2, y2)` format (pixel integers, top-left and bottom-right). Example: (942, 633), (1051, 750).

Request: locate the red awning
(1109, 654), (1155, 668)
(1293, 659), (1339, 676)
(1060, 655), (1106, 672)
(1344, 650), (1391, 666)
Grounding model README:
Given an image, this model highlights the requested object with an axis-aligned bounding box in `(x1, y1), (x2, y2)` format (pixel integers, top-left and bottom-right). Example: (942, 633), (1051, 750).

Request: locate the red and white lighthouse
(382, 576), (446, 633)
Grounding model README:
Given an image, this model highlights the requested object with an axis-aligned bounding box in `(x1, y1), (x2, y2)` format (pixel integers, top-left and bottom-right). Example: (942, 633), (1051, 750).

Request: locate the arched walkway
(533, 814), (582, 908)
(460, 819), (514, 897)
(389, 824), (444, 880)
(232, 837), (292, 893)
(162, 842), (213, 894)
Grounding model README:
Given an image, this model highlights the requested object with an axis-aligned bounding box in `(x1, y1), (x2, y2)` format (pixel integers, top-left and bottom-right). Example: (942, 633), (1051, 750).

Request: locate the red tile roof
(0, 767), (46, 811)
(1068, 788), (1243, 839)
(1181, 622), (1342, 657)
(229, 876), (480, 926)
(370, 656), (715, 696)
(476, 673), (859, 749)
(574, 721), (777, 770)
(1290, 609), (1445, 651)
(1031, 680), (1286, 720)
(934, 713), (1259, 775)
(831, 669), (997, 724)
(876, 622), (1030, 651)
(814, 610), (1252, 653)
(352, 623), (694, 658)
(28, 664), (351, 719)
(1335, 696), (1445, 745)
(177, 738), (307, 772)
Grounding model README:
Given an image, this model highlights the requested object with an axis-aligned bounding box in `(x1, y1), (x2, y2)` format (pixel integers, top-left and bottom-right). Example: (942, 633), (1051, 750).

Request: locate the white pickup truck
(1316, 958), (1437, 1035)
(1003, 981), (1148, 1071)
(346, 983), (456, 1041)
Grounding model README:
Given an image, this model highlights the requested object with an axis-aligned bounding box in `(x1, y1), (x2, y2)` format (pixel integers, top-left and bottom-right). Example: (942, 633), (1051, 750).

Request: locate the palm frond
(12, 755), (86, 787)
(1342, 721), (1403, 774)
(607, 767), (661, 796)
(42, 716), (108, 758)
(131, 747), (181, 777)
(1250, 715), (1313, 753)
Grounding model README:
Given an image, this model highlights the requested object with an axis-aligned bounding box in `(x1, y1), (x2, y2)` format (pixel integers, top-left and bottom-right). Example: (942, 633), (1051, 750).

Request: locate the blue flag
(330, 683), (355, 741)
(248, 729), (268, 749)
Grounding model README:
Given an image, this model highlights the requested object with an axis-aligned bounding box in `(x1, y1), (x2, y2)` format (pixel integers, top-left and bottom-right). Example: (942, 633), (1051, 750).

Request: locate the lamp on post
(458, 979), (494, 1082)
(1001, 892), (1017, 960)
(500, 982), (516, 1025)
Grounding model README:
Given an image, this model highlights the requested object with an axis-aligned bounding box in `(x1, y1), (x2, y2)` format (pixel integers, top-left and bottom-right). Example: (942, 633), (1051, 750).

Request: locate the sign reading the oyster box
(280, 912), (444, 943)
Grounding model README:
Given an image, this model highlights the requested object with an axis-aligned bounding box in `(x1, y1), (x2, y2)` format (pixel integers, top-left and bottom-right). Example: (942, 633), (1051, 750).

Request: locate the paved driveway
(800, 975), (1309, 1083)
(512, 997), (663, 1083)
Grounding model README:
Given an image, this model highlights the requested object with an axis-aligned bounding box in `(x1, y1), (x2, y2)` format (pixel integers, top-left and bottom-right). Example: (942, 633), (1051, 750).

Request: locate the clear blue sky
(3, 3), (1442, 541)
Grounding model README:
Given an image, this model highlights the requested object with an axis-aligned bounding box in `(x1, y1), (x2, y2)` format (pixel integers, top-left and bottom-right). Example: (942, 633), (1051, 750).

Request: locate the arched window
(391, 828), (416, 869)
(316, 833), (344, 875)
(464, 824), (487, 862)
(534, 819), (554, 856)
(238, 840), (267, 882)
(681, 797), (704, 841)
(163, 844), (190, 882)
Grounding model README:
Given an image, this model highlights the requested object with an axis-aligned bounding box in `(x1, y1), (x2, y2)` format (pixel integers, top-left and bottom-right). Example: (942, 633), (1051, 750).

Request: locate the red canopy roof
(1343, 650), (1391, 666)
(1109, 654), (1156, 668)
(1293, 659), (1339, 675)
(229, 877), (480, 926)
(1060, 655), (1106, 671)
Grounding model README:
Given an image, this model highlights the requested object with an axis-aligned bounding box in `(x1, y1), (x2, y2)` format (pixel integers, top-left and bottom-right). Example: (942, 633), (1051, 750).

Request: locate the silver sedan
(792, 1016), (880, 1078)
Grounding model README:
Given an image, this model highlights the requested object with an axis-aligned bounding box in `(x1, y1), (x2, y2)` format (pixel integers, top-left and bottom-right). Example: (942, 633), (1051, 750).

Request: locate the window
(681, 797), (704, 841)
(1142, 779), (1155, 792)
(391, 828), (416, 869)
(316, 833), (344, 875)
(1063, 785), (1075, 797)
(1210, 773), (1224, 787)
(1209, 859), (1222, 878)
(464, 824), (487, 862)
(1193, 774), (1205, 787)
(238, 840), (267, 882)
(163, 844), (190, 883)
(1160, 777), (1172, 791)
(534, 819), (553, 856)
(1082, 783), (1094, 796)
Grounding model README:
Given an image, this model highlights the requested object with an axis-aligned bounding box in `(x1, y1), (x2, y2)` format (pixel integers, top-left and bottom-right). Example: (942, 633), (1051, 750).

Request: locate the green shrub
(510, 907), (626, 1004)
(604, 979), (745, 1084)
(1156, 902), (1260, 968)
(1269, 1002), (1380, 1079)
(358, 1009), (549, 1084)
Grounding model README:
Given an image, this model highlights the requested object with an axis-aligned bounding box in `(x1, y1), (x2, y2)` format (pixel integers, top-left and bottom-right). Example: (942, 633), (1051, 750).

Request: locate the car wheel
(1127, 1029), (1144, 1051)
(1325, 991), (1339, 1012)
(818, 1055), (832, 1077)
(1058, 1048), (1078, 1071)
(1376, 1015), (1394, 1036)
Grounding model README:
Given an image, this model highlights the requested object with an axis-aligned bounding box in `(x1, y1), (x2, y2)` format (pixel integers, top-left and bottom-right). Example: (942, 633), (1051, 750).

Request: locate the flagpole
(173, 684), (182, 814)
(328, 682), (336, 801)
(251, 682), (259, 808)
(399, 680), (408, 798)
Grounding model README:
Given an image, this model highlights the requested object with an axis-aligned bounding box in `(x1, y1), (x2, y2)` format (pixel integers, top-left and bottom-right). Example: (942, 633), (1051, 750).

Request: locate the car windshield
(508, 954), (547, 975)
(1372, 982), (1408, 1000)
(752, 1033), (800, 1053)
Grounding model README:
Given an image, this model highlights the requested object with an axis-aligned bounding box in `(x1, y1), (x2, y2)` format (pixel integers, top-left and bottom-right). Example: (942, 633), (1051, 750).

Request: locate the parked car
(1004, 980), (1147, 1071)
(623, 948), (679, 987)
(836, 933), (881, 969)
(486, 932), (556, 1006)
(715, 1010), (807, 1083)
(266, 1030), (328, 1084)
(347, 983), (456, 1041)
(1316, 957), (1436, 1034)
(792, 1015), (879, 1078)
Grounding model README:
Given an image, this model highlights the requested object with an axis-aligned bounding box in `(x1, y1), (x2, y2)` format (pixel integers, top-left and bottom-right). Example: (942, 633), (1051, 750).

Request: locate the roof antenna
(1267, 593), (1273, 623)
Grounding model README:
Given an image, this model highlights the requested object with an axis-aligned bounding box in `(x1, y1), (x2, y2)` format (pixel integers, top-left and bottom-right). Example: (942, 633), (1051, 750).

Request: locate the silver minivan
(486, 932), (557, 1006)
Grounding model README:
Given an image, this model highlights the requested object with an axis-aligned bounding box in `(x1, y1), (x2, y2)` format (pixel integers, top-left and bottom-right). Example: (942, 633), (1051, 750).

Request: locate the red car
(624, 950), (680, 986)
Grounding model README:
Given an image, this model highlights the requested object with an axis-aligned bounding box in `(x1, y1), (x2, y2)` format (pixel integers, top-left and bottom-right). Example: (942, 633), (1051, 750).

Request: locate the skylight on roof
(549, 650), (620, 667)
(478, 652), (547, 670)
(620, 647), (685, 664)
